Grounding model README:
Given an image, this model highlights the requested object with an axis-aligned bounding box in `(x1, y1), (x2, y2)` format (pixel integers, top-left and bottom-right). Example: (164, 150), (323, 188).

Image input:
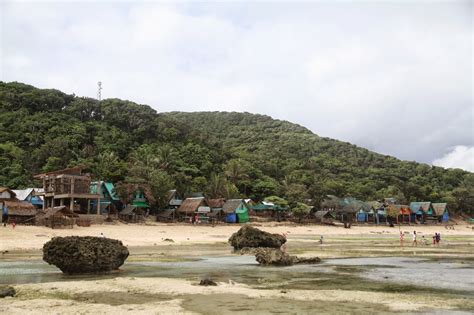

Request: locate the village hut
(314, 210), (334, 224)
(12, 188), (43, 209)
(375, 208), (388, 225)
(432, 203), (449, 222)
(2, 200), (37, 224)
(409, 202), (433, 223)
(207, 198), (226, 222)
(89, 182), (121, 215)
(37, 206), (77, 229)
(222, 199), (250, 223)
(1, 187), (37, 224)
(119, 205), (146, 223)
(156, 209), (176, 222)
(384, 198), (397, 205)
(390, 205), (412, 224)
(176, 197), (208, 221)
(167, 190), (182, 209)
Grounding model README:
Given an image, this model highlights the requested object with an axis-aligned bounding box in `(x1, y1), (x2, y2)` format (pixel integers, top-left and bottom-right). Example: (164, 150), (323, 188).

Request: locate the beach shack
(432, 203), (449, 222)
(90, 181), (121, 215)
(176, 197), (208, 222)
(119, 205), (146, 223)
(167, 190), (182, 209)
(314, 210), (334, 224)
(37, 206), (77, 228)
(222, 199), (250, 223)
(12, 188), (43, 209)
(409, 202), (433, 223)
(391, 205), (412, 224)
(0, 187), (37, 224)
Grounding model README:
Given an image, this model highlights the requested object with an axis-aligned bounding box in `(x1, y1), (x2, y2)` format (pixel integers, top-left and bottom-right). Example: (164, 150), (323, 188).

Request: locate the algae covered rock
(254, 248), (296, 266)
(0, 286), (16, 298)
(229, 225), (286, 250)
(43, 236), (129, 274)
(254, 248), (321, 266)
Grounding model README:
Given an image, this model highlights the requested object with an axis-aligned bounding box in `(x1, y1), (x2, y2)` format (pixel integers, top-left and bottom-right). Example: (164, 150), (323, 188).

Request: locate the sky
(1, 0), (473, 172)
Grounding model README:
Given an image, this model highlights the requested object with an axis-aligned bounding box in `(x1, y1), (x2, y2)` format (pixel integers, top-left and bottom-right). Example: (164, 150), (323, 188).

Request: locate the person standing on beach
(412, 231), (417, 246)
(399, 231), (404, 247)
(435, 233), (441, 247)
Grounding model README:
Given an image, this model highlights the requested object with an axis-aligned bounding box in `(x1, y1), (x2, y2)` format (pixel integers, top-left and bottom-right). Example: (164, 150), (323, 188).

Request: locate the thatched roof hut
(176, 197), (208, 216)
(36, 206), (77, 228)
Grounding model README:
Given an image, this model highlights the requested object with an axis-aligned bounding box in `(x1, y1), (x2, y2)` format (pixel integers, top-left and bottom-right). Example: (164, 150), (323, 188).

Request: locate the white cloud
(1, 1), (472, 166)
(432, 146), (474, 172)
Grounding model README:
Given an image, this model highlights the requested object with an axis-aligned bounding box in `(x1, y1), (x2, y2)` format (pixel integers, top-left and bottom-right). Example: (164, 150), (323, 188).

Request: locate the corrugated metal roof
(12, 188), (34, 201)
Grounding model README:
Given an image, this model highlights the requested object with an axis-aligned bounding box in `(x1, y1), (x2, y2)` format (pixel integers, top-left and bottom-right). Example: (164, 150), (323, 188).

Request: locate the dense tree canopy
(1, 82), (472, 214)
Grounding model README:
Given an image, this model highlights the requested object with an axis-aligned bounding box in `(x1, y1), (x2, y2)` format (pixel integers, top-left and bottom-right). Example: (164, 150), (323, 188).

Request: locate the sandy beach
(1, 222), (473, 314)
(1, 221), (472, 251)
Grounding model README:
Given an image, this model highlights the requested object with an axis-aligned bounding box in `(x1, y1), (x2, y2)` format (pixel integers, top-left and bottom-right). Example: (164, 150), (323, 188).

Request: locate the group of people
(400, 230), (441, 247)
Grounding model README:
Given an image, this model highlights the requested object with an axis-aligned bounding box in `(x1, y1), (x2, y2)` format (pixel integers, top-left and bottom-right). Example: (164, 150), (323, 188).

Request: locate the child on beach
(435, 233), (441, 246)
(412, 231), (417, 246)
(399, 231), (404, 246)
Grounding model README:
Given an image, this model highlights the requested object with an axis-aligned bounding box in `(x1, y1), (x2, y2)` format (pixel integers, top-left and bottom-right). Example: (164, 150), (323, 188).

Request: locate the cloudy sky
(1, 1), (473, 171)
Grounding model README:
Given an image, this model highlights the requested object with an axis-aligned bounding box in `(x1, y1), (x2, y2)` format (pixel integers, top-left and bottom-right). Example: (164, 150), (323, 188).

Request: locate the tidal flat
(1, 226), (473, 314)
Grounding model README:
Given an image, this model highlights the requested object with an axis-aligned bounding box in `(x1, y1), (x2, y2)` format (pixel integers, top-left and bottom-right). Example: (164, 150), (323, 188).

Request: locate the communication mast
(97, 81), (102, 100)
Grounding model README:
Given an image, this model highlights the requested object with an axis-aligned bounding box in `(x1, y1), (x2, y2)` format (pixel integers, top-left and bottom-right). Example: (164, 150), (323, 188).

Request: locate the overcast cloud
(1, 1), (472, 171)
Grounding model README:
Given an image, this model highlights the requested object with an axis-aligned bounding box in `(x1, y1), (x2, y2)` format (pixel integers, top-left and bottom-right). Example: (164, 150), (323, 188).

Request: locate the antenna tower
(97, 81), (102, 100)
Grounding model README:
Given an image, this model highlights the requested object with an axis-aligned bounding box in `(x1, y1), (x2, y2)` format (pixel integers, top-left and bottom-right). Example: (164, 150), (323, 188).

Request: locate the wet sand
(0, 222), (473, 314)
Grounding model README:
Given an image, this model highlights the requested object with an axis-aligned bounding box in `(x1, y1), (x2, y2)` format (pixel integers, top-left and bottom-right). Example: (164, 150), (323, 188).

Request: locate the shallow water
(1, 254), (473, 297)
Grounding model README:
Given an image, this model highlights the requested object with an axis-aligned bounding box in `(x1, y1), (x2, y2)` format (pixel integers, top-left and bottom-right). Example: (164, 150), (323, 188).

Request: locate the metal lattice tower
(97, 81), (102, 100)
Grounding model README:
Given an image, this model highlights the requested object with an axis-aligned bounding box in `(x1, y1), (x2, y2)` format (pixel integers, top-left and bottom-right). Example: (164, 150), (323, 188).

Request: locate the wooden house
(390, 205), (412, 224)
(37, 206), (77, 229)
(222, 199), (250, 223)
(12, 188), (43, 209)
(409, 202), (433, 223)
(34, 166), (101, 214)
(176, 197), (209, 221)
(0, 187), (37, 224)
(167, 190), (182, 209)
(119, 205), (146, 223)
(90, 181), (121, 215)
(314, 210), (334, 224)
(432, 203), (449, 222)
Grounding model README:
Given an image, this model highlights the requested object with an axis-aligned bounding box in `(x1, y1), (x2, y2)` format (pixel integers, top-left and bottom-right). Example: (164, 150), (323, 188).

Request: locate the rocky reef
(43, 236), (129, 274)
(228, 225), (286, 250)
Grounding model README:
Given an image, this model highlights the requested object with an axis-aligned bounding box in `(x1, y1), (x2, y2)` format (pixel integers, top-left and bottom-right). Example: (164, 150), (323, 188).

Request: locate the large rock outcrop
(254, 248), (321, 266)
(43, 236), (129, 274)
(229, 225), (286, 250)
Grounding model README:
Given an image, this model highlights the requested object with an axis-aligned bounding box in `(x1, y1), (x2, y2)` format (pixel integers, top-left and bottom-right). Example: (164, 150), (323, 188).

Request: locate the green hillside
(0, 82), (472, 214)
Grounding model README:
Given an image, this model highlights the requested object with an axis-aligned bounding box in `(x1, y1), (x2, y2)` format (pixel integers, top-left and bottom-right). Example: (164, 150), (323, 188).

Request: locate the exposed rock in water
(254, 248), (321, 266)
(43, 236), (129, 274)
(229, 225), (286, 250)
(0, 286), (16, 298)
(199, 279), (217, 286)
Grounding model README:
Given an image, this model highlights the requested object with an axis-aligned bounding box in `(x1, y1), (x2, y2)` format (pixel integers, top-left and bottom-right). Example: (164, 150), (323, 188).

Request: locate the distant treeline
(0, 82), (472, 214)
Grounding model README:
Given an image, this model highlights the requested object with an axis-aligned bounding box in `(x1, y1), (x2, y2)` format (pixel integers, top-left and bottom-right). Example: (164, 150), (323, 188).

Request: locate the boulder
(0, 286), (15, 298)
(229, 225), (286, 250)
(199, 279), (217, 286)
(43, 236), (129, 274)
(254, 248), (321, 266)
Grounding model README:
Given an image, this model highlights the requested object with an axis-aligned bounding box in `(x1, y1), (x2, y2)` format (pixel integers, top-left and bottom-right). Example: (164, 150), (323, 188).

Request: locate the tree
(291, 202), (311, 222)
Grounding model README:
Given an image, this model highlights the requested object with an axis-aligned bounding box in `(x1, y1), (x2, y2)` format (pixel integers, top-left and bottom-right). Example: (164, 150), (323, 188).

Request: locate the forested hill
(1, 82), (472, 214)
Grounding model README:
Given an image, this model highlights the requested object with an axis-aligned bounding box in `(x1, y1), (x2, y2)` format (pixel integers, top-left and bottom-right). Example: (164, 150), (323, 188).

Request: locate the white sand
(1, 222), (472, 251)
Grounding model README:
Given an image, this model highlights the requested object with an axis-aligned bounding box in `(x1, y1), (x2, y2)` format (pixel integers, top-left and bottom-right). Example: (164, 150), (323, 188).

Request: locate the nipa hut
(314, 210), (334, 224)
(409, 202), (433, 223)
(2, 200), (37, 224)
(432, 203), (449, 222)
(119, 205), (146, 223)
(222, 199), (250, 223)
(176, 197), (209, 221)
(37, 206), (77, 229)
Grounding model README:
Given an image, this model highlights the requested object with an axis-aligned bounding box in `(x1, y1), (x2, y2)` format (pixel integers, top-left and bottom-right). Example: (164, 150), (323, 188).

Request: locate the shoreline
(1, 222), (472, 252)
